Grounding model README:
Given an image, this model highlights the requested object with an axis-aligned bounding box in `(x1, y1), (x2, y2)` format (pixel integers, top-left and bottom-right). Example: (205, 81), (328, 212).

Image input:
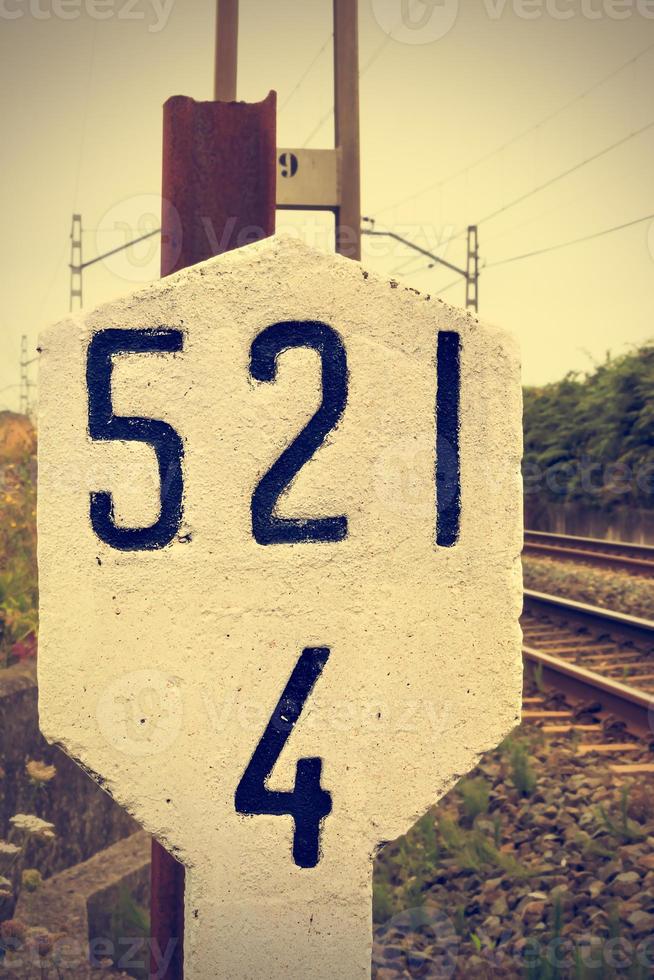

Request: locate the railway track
(521, 590), (654, 758)
(524, 529), (654, 577)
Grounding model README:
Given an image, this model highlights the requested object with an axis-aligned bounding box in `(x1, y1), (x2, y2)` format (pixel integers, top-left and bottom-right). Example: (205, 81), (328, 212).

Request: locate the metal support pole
(214, 0), (239, 101)
(69, 214), (83, 311)
(19, 336), (29, 415)
(466, 225), (479, 313)
(151, 90), (277, 980)
(333, 0), (361, 260)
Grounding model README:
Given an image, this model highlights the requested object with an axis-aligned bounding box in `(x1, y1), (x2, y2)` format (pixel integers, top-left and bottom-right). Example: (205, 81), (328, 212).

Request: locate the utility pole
(19, 335), (38, 416)
(68, 220), (160, 311)
(334, 0), (361, 259)
(69, 214), (83, 311)
(276, 0), (361, 259)
(466, 225), (479, 313)
(362, 220), (480, 312)
(19, 335), (29, 415)
(214, 0), (238, 101)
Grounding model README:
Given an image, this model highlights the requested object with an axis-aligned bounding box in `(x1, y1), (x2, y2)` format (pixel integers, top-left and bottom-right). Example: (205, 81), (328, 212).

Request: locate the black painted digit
(235, 647), (332, 869)
(87, 328), (184, 551)
(279, 152), (299, 178)
(436, 331), (461, 547)
(250, 321), (348, 545)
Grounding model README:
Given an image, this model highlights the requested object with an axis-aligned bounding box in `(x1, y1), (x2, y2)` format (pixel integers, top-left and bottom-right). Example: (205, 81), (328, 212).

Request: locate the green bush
(523, 343), (654, 511)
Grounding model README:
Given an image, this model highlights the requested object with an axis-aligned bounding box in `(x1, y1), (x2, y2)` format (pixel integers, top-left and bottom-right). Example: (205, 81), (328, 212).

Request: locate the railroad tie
(610, 763), (654, 775)
(576, 743), (643, 757)
(522, 710), (572, 720)
(541, 724), (599, 734)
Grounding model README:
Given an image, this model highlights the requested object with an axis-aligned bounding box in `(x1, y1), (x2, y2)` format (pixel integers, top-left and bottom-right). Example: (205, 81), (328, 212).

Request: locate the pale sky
(2, 0), (654, 410)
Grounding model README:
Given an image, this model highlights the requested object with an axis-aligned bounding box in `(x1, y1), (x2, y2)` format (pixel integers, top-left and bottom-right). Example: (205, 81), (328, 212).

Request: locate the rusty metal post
(161, 92), (276, 276)
(151, 90), (276, 979)
(150, 842), (185, 979)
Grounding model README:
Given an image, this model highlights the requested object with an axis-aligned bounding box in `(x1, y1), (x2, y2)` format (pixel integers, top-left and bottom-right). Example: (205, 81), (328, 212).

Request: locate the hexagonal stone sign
(38, 235), (522, 979)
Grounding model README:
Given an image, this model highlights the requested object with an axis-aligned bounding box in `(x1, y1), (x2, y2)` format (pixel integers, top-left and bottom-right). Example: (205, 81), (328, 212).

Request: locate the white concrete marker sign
(38, 235), (523, 979)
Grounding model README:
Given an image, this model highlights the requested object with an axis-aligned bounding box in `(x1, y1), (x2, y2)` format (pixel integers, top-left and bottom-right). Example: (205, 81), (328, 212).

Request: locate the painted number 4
(235, 647), (332, 869)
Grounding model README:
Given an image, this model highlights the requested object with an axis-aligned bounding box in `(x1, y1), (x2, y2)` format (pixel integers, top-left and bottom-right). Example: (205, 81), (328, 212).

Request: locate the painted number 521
(86, 321), (460, 549)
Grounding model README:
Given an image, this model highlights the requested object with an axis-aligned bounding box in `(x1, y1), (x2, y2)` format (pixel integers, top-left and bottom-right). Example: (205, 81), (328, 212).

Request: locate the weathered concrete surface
(0, 660), (137, 902)
(11, 830), (150, 978)
(38, 235), (523, 979)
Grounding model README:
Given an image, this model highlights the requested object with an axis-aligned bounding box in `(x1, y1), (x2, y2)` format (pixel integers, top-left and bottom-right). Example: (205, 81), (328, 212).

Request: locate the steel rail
(524, 529), (654, 576)
(522, 590), (654, 733)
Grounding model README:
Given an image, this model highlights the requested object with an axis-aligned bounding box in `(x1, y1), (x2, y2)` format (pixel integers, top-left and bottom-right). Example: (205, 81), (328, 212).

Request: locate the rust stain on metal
(161, 91), (277, 276)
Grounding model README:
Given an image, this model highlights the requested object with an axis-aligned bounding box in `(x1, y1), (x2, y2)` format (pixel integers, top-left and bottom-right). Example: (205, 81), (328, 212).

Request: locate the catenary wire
(485, 213), (654, 269)
(302, 27), (396, 146)
(279, 34), (332, 114)
(392, 121), (654, 278)
(370, 39), (654, 218)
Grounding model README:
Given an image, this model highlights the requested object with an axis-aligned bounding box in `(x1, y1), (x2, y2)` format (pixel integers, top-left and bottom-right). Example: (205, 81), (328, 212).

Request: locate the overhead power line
(389, 235), (465, 278)
(362, 220), (480, 311)
(302, 28), (395, 146)
(371, 38), (654, 218)
(359, 31), (394, 75)
(76, 228), (159, 271)
(279, 33), (331, 114)
(426, 212), (654, 299)
(481, 177), (602, 247)
(72, 20), (99, 210)
(68, 222), (161, 311)
(398, 117), (654, 279)
(362, 223), (468, 278)
(302, 106), (335, 148)
(469, 119), (654, 233)
(388, 225), (469, 278)
(485, 213), (654, 269)
(435, 278), (464, 297)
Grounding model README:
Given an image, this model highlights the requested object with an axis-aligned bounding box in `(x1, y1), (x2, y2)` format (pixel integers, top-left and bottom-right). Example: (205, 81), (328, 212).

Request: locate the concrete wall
(525, 500), (654, 544)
